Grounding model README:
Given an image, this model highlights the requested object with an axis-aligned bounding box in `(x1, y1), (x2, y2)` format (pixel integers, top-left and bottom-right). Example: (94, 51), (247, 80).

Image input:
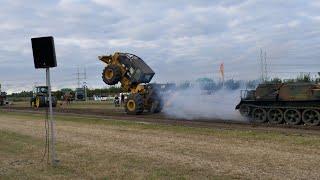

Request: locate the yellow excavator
(99, 52), (163, 114)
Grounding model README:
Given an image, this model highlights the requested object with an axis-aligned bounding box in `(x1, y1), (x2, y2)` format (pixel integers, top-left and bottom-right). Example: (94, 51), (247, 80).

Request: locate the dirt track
(1, 111), (320, 179)
(2, 106), (320, 135)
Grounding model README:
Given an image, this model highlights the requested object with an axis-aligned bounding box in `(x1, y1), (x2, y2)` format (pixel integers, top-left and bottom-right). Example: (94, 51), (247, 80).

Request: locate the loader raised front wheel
(125, 94), (144, 115)
(102, 65), (121, 85)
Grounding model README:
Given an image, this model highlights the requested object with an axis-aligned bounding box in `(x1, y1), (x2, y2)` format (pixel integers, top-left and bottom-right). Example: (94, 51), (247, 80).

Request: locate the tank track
(239, 103), (320, 126)
(242, 104), (320, 110)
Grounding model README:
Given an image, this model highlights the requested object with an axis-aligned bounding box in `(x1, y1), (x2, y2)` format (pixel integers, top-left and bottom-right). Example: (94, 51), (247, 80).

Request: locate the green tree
(269, 78), (282, 83)
(178, 81), (191, 90)
(245, 80), (258, 89)
(225, 79), (240, 90)
(296, 73), (311, 82)
(196, 78), (216, 91)
(316, 72), (320, 83)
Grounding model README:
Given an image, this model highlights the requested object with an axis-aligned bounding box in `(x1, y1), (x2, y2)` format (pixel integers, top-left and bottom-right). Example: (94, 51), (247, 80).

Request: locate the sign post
(31, 36), (59, 166)
(46, 68), (59, 166)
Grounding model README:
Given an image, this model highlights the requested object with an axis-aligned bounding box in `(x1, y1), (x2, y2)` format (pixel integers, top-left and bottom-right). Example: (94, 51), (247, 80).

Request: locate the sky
(0, 0), (320, 93)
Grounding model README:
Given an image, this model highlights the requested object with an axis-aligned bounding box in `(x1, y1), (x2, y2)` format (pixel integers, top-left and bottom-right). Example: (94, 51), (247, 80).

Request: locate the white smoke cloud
(163, 86), (246, 121)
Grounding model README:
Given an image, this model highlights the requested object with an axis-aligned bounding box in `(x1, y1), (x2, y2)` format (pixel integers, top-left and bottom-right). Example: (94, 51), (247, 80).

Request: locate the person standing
(121, 93), (125, 106)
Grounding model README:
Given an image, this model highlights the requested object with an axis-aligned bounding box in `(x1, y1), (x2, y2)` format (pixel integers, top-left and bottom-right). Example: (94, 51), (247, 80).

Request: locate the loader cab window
(129, 67), (135, 75)
(35, 87), (48, 94)
(133, 69), (142, 81)
(40, 87), (48, 93)
(144, 74), (152, 82)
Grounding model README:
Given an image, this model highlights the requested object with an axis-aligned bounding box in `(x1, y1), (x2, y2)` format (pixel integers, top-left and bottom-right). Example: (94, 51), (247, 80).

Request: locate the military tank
(236, 82), (320, 126)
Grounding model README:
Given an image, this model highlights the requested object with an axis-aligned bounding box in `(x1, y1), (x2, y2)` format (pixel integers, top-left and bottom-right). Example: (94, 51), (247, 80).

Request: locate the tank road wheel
(284, 109), (301, 125)
(302, 109), (320, 126)
(252, 108), (267, 123)
(239, 104), (250, 117)
(125, 94), (144, 115)
(102, 65), (121, 85)
(267, 109), (284, 124)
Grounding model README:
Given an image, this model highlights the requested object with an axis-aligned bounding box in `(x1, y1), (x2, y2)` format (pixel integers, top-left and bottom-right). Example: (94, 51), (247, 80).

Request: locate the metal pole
(84, 84), (87, 101)
(46, 68), (59, 166)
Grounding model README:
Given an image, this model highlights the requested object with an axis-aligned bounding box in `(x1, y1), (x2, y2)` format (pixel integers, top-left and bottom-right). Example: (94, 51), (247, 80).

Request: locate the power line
(269, 71), (320, 74)
(77, 67), (80, 88)
(73, 67), (88, 101)
(260, 48), (268, 82)
(264, 50), (268, 81)
(271, 64), (320, 67)
(260, 49), (263, 81)
(74, 67), (87, 88)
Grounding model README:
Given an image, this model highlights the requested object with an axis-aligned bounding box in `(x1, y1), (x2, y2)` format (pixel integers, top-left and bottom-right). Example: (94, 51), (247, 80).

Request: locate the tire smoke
(162, 85), (245, 121)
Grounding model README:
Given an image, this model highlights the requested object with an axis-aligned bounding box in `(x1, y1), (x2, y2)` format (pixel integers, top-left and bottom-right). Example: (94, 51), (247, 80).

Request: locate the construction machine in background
(98, 52), (163, 114)
(0, 92), (6, 106)
(0, 84), (6, 106)
(30, 86), (57, 108)
(236, 82), (320, 126)
(75, 87), (85, 101)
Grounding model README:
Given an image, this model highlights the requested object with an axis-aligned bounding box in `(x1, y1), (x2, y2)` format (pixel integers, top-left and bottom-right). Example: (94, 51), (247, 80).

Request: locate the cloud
(0, 0), (319, 93)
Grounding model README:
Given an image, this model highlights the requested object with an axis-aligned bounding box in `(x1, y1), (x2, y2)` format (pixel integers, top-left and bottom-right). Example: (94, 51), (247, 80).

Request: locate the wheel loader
(98, 52), (163, 115)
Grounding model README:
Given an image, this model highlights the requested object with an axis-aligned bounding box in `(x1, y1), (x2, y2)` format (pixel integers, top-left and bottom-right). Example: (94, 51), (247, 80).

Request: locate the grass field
(1, 112), (320, 179)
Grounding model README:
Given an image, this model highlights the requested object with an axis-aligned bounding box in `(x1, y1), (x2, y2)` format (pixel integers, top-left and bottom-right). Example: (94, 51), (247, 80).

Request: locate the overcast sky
(0, 0), (320, 92)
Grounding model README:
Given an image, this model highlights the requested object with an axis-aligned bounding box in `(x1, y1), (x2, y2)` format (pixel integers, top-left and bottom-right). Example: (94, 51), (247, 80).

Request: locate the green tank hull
(236, 83), (320, 126)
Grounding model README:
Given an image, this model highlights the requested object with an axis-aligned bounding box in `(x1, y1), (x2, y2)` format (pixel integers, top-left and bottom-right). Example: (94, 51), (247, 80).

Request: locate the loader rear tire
(152, 99), (163, 113)
(102, 65), (121, 85)
(150, 100), (159, 113)
(125, 94), (144, 115)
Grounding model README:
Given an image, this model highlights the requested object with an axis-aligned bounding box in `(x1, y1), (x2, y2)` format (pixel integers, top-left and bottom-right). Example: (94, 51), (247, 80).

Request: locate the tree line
(8, 86), (122, 99)
(7, 73), (320, 98)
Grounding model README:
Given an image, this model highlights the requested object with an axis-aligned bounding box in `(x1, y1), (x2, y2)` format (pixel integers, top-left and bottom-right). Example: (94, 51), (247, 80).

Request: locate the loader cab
(119, 53), (155, 84)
